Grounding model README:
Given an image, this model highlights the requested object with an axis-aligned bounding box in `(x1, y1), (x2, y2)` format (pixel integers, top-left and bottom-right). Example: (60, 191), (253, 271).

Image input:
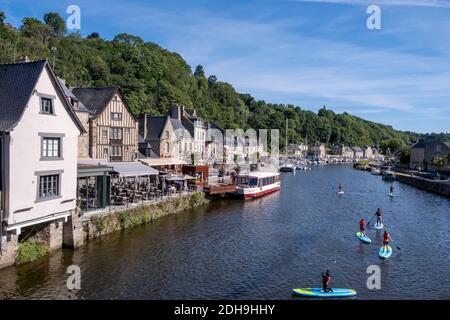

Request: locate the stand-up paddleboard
(337, 191), (344, 195)
(374, 222), (384, 230)
(293, 288), (357, 298)
(356, 232), (371, 244)
(389, 193), (395, 197)
(379, 245), (392, 259)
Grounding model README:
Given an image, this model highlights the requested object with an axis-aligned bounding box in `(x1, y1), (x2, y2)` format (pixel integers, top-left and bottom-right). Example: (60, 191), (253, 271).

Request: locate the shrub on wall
(16, 242), (49, 265)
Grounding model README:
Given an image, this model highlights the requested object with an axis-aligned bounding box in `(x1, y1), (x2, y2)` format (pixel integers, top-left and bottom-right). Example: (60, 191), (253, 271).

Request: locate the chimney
(17, 56), (30, 63)
(170, 104), (181, 121)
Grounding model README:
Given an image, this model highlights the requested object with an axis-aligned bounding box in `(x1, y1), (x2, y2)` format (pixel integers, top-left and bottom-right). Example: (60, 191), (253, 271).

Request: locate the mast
(285, 118), (288, 159)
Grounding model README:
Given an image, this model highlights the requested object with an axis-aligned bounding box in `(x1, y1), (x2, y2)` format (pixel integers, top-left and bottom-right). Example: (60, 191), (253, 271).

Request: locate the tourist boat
(234, 171), (281, 199)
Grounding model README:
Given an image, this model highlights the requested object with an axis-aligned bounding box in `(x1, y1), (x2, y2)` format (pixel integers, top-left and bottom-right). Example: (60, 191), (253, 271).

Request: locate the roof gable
(0, 60), (85, 133)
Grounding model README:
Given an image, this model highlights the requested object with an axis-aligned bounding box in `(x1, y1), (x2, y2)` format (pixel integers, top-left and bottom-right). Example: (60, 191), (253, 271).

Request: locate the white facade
(3, 67), (80, 233)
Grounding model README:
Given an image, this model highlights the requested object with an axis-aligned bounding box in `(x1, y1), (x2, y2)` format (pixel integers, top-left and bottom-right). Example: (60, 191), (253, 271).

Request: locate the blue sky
(2, 0), (450, 133)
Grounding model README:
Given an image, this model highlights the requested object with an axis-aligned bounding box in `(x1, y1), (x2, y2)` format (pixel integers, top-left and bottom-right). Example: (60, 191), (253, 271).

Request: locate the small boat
(280, 163), (295, 172)
(234, 171), (281, 199)
(382, 172), (395, 181)
(371, 167), (381, 175)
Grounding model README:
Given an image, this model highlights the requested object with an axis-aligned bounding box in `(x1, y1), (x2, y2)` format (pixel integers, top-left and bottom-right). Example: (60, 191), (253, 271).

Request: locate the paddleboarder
(383, 230), (391, 251)
(338, 183), (343, 192)
(359, 218), (366, 236)
(321, 270), (333, 293)
(375, 208), (383, 226)
(390, 185), (395, 194)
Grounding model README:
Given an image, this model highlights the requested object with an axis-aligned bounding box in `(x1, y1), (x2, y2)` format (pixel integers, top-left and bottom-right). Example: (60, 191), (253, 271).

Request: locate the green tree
(194, 65), (205, 78)
(20, 17), (51, 44)
(44, 12), (66, 37)
(0, 11), (5, 25)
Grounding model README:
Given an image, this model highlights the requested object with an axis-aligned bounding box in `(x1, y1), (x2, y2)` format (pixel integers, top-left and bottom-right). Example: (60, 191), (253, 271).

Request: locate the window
(125, 128), (130, 135)
(111, 112), (122, 121)
(110, 128), (123, 140)
(164, 130), (170, 139)
(42, 137), (61, 158)
(164, 142), (170, 153)
(40, 97), (54, 114)
(39, 175), (59, 199)
(111, 146), (122, 156)
(102, 129), (108, 139)
(103, 148), (108, 157)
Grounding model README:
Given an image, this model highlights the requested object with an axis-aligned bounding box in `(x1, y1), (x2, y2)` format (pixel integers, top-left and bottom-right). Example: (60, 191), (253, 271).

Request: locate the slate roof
(0, 60), (46, 131)
(145, 116), (168, 141)
(71, 87), (118, 117)
(57, 78), (90, 113)
(0, 60), (85, 133)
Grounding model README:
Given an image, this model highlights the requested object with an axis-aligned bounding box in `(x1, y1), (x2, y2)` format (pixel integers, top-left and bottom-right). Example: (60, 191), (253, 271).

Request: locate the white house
(0, 60), (85, 262)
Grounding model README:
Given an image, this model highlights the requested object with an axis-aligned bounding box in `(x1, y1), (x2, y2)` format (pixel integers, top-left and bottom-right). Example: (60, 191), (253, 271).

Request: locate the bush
(16, 242), (49, 265)
(189, 192), (203, 207)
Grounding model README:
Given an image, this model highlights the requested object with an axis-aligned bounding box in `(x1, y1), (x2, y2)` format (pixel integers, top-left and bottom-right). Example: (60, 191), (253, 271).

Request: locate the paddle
(389, 237), (401, 250)
(367, 213), (376, 227)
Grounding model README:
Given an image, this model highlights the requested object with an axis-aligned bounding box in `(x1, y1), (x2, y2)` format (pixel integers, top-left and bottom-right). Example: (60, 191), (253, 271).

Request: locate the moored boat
(234, 171), (281, 199)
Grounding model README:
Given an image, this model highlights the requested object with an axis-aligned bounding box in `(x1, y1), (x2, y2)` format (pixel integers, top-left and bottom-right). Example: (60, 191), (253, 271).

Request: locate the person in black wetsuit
(375, 208), (383, 225)
(322, 270), (333, 293)
(390, 185), (395, 194)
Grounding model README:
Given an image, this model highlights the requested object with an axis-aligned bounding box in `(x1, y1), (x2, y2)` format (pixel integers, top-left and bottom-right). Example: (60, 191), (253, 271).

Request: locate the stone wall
(63, 210), (84, 249)
(37, 220), (64, 250)
(0, 234), (18, 269)
(395, 173), (450, 198)
(76, 111), (90, 158)
(83, 192), (209, 240)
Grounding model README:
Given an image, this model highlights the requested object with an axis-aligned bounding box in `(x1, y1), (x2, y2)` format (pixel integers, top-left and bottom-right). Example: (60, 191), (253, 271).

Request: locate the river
(1, 165), (449, 299)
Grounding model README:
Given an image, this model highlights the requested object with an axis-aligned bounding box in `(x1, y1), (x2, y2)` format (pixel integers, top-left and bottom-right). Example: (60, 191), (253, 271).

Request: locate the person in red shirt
(359, 219), (366, 236)
(383, 230), (391, 250)
(321, 270), (333, 293)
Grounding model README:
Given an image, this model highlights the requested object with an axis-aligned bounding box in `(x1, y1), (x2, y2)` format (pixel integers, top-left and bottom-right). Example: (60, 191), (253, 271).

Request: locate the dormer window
(40, 97), (54, 114)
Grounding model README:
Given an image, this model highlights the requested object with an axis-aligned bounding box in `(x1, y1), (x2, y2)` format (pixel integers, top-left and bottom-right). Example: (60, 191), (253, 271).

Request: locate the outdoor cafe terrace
(77, 160), (196, 216)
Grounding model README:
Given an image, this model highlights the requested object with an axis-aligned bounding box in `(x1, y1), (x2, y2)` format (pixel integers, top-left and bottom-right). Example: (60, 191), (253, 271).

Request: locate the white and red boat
(234, 171), (281, 199)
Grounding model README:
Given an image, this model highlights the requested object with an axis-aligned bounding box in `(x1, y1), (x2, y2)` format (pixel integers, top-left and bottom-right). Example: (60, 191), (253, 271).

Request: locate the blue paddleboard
(379, 245), (392, 259)
(356, 232), (371, 244)
(293, 288), (357, 298)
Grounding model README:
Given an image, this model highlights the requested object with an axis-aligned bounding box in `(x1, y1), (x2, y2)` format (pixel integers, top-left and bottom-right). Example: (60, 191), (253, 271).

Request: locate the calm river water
(1, 165), (449, 299)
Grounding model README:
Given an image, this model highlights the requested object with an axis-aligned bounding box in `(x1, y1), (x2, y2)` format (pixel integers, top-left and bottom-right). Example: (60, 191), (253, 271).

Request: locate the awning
(165, 174), (195, 181)
(139, 157), (187, 167)
(165, 175), (184, 181)
(112, 162), (159, 177)
(78, 159), (159, 177)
